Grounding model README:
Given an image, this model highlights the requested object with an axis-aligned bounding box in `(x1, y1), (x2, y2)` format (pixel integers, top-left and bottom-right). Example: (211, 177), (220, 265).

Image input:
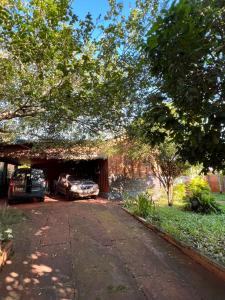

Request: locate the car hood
(69, 181), (96, 186)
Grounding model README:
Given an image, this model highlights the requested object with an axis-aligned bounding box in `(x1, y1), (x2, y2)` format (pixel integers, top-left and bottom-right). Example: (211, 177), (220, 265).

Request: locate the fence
(206, 175), (225, 193)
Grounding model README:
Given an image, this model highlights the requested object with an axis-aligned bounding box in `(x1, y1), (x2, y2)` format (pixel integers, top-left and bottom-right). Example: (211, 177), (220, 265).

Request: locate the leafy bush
(123, 197), (137, 211)
(134, 193), (154, 218)
(186, 177), (221, 214)
(123, 192), (155, 218)
(187, 177), (210, 194)
(0, 228), (13, 243)
(173, 183), (186, 203)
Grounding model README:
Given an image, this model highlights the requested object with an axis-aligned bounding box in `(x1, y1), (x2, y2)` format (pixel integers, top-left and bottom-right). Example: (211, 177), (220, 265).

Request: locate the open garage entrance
(0, 143), (109, 199)
(31, 158), (109, 195)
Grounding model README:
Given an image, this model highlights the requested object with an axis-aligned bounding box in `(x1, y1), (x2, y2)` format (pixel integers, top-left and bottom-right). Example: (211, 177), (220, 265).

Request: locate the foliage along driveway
(0, 199), (225, 300)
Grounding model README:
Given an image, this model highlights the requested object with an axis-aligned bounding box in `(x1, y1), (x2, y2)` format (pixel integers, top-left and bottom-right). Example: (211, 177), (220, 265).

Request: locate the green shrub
(173, 183), (186, 202)
(0, 228), (13, 243)
(186, 177), (221, 214)
(187, 177), (210, 194)
(133, 193), (154, 218)
(123, 192), (160, 221)
(123, 197), (137, 211)
(135, 193), (151, 218)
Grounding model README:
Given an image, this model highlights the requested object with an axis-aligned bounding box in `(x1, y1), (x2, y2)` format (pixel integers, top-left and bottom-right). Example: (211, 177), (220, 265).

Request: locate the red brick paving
(0, 198), (225, 300)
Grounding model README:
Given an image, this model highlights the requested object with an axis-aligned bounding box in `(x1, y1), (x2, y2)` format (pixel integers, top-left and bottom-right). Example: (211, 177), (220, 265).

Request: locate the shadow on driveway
(0, 199), (225, 300)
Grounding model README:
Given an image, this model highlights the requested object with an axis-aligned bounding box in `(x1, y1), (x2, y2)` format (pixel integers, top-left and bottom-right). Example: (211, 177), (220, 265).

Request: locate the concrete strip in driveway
(0, 199), (225, 300)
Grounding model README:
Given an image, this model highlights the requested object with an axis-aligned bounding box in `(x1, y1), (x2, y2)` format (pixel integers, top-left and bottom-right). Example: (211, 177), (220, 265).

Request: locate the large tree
(144, 0), (225, 171)
(0, 0), (160, 142)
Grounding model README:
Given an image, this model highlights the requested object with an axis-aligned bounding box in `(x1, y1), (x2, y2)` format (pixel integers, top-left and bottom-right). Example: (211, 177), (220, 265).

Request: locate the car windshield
(13, 168), (44, 180)
(67, 176), (77, 182)
(67, 176), (94, 185)
(31, 169), (45, 181)
(82, 181), (94, 185)
(13, 170), (27, 180)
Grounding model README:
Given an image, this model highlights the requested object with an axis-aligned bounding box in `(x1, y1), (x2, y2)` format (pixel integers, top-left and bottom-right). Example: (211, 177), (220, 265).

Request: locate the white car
(55, 174), (99, 200)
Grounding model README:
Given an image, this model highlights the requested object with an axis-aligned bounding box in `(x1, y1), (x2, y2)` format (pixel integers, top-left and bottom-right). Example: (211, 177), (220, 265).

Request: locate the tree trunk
(167, 183), (173, 206)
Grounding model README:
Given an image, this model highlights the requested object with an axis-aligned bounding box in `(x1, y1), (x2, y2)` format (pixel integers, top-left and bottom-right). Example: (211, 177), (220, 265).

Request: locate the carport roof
(0, 142), (107, 164)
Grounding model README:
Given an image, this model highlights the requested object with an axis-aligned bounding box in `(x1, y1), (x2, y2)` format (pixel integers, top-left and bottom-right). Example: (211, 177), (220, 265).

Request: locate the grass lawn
(124, 197), (225, 266)
(0, 206), (25, 244)
(213, 193), (225, 208)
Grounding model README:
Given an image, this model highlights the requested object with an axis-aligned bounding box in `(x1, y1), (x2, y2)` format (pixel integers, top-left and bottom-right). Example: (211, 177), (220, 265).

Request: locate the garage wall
(108, 155), (156, 200)
(108, 155), (151, 179)
(98, 159), (109, 196)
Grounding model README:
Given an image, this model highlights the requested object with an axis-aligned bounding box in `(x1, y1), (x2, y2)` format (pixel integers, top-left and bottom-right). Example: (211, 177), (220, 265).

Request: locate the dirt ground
(0, 197), (225, 300)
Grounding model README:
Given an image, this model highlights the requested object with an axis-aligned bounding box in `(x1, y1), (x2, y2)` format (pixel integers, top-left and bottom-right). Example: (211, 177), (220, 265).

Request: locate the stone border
(122, 207), (225, 282)
(0, 240), (13, 270)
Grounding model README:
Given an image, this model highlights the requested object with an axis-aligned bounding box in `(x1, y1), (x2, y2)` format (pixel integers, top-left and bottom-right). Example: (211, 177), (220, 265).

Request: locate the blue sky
(72, 0), (136, 18)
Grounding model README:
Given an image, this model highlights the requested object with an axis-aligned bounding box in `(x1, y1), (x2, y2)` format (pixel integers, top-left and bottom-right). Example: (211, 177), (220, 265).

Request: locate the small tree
(124, 139), (188, 206)
(148, 142), (188, 206)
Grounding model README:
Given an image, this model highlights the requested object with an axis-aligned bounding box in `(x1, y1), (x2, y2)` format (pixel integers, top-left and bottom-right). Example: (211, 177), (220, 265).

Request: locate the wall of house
(107, 155), (224, 200)
(108, 155), (161, 200)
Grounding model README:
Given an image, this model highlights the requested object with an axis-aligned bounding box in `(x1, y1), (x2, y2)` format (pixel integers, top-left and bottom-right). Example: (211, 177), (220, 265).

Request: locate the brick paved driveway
(0, 199), (225, 300)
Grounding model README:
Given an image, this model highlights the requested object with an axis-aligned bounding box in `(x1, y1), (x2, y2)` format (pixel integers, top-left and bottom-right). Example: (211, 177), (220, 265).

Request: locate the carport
(0, 143), (109, 197)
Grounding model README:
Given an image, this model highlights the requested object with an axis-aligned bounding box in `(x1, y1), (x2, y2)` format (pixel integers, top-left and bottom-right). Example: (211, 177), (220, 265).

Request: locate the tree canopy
(143, 0), (225, 171)
(5, 0), (224, 173)
(0, 0), (160, 142)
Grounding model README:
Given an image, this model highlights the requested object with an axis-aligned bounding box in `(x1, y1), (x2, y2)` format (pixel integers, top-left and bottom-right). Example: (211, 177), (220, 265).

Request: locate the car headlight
(71, 185), (78, 192)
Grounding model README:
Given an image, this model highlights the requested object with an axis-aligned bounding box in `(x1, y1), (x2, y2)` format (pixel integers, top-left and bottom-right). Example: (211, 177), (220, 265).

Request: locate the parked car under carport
(0, 143), (110, 200)
(8, 167), (46, 204)
(55, 173), (99, 200)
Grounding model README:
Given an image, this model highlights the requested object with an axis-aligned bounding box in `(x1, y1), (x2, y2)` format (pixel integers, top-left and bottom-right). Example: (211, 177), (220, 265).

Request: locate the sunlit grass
(156, 197), (186, 209)
(124, 194), (225, 265)
(213, 192), (225, 202)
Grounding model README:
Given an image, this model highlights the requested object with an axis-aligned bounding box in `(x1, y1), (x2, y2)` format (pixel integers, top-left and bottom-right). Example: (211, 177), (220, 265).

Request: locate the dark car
(8, 167), (46, 204)
(55, 173), (99, 200)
